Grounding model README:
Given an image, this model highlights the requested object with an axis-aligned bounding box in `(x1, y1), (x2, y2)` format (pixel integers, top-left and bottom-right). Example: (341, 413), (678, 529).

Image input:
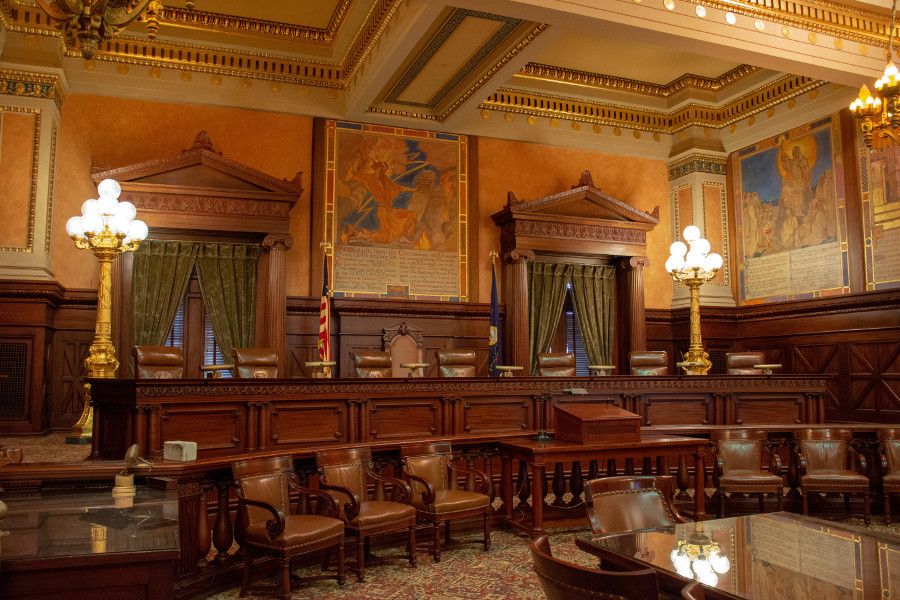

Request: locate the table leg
(501, 453), (513, 520)
(531, 462), (544, 537)
(693, 451), (708, 520)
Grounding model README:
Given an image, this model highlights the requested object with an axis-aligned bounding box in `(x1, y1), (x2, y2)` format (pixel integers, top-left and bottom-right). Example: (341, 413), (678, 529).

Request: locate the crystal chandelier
(850, 0), (900, 148)
(670, 523), (731, 587)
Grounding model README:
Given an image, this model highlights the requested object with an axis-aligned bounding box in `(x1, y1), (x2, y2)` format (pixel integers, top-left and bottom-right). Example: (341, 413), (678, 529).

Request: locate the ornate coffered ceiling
(0, 0), (893, 157)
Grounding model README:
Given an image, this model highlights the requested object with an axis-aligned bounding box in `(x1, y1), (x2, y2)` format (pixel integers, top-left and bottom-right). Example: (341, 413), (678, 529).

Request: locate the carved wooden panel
(286, 343), (319, 378)
(50, 334), (91, 429)
(270, 402), (346, 446)
(368, 399), (439, 440)
(847, 341), (900, 417)
(732, 396), (805, 424)
(641, 394), (712, 426)
(461, 396), (531, 434)
(159, 406), (244, 456)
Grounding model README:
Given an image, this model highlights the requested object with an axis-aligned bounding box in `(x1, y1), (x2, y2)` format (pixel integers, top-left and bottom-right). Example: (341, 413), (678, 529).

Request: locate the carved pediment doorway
(491, 171), (658, 374)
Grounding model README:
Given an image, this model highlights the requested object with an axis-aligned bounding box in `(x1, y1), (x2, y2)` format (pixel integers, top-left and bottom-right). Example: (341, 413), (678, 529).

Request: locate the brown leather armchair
(531, 535), (662, 600)
(400, 441), (490, 561)
(231, 456), (345, 599)
(879, 428), (900, 522)
(583, 475), (686, 534)
(725, 351), (765, 375)
(437, 350), (477, 377)
(315, 446), (416, 581)
(629, 350), (669, 376)
(794, 428), (871, 523)
(233, 347), (278, 378)
(537, 352), (576, 376)
(351, 350), (393, 378)
(133, 345), (184, 379)
(712, 429), (783, 517)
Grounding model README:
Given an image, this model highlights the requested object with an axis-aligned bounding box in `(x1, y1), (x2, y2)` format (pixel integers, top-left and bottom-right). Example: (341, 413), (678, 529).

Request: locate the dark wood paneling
(269, 402), (347, 447)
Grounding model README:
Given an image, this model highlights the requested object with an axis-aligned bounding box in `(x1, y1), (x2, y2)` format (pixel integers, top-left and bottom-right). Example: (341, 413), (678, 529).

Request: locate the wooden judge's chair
(315, 446), (417, 581)
(133, 345), (184, 379)
(537, 352), (576, 376)
(231, 456), (345, 599)
(352, 350), (393, 378)
(233, 347), (278, 378)
(531, 536), (662, 600)
(583, 476), (685, 535)
(400, 441), (491, 561)
(725, 351), (765, 375)
(437, 351), (477, 377)
(629, 350), (669, 376)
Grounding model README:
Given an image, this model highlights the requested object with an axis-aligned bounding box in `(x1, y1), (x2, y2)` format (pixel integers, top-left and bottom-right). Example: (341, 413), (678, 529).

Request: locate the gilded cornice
(667, 154), (727, 181)
(159, 1), (353, 44)
(517, 64), (760, 98)
(0, 68), (65, 110)
(480, 75), (825, 134)
(342, 0), (403, 80)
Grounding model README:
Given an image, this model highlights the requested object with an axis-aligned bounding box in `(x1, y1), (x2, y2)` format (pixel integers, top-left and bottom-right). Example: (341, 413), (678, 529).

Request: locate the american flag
(318, 257), (331, 370)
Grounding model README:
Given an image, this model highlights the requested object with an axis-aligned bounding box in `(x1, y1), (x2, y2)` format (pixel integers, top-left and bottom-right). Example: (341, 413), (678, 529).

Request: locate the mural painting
(858, 138), (900, 290)
(324, 121), (468, 300)
(733, 116), (849, 303)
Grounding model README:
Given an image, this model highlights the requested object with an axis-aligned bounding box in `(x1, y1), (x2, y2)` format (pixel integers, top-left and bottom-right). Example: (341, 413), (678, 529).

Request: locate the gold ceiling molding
(0, 68), (65, 110)
(517, 63), (760, 98)
(693, 0), (895, 46)
(343, 0), (404, 80)
(159, 1), (353, 44)
(480, 74), (825, 134)
(667, 153), (727, 181)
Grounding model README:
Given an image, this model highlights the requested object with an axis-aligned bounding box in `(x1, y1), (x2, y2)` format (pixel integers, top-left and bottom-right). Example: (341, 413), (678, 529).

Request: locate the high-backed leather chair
(629, 350), (669, 376)
(351, 350), (393, 378)
(531, 535), (662, 600)
(879, 428), (900, 522)
(437, 350), (477, 377)
(231, 456), (345, 599)
(725, 351), (765, 375)
(537, 352), (576, 377)
(315, 446), (416, 581)
(583, 475), (686, 535)
(233, 347), (278, 378)
(133, 345), (184, 379)
(794, 428), (871, 523)
(712, 429), (783, 517)
(400, 441), (490, 561)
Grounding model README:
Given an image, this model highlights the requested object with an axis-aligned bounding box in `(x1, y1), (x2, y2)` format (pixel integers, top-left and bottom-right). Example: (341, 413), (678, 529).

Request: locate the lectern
(553, 404), (641, 444)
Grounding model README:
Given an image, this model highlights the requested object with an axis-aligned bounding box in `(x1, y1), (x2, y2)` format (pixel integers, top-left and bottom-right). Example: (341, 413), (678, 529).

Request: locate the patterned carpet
(0, 432), (91, 463)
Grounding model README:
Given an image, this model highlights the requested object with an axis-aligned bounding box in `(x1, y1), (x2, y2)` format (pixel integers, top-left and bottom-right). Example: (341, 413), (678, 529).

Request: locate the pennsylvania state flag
(489, 263), (502, 377)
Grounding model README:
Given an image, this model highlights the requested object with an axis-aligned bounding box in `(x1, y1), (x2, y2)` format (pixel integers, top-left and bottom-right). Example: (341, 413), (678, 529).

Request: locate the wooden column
(618, 256), (648, 357)
(503, 248), (534, 373)
(258, 233), (293, 376)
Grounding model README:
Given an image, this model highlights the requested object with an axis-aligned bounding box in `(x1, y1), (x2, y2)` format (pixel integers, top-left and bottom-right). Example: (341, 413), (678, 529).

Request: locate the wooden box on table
(554, 404), (641, 444)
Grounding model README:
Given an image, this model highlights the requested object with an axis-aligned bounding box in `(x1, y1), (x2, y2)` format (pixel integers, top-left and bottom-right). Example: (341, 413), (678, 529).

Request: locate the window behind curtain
(203, 312), (232, 378)
(163, 269), (232, 377)
(164, 297), (185, 348)
(563, 306), (589, 376)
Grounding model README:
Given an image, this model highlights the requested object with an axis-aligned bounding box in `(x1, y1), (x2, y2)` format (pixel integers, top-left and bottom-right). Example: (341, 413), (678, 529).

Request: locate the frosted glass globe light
(108, 215), (131, 236)
(81, 198), (100, 217)
(65, 216), (84, 238)
(707, 253), (723, 270)
(115, 201), (137, 221)
(673, 552), (691, 573)
(683, 225), (701, 242)
(664, 255), (680, 273)
(97, 195), (118, 216)
(97, 178), (122, 199)
(692, 237), (711, 256)
(692, 555), (712, 575)
(711, 553), (730, 574)
(669, 241), (688, 258)
(698, 571), (719, 587)
(127, 219), (149, 242)
(81, 213), (104, 236)
(685, 251), (704, 269)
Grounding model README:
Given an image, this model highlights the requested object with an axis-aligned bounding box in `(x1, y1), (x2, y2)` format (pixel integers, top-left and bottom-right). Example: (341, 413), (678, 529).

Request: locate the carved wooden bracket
(382, 321), (424, 347)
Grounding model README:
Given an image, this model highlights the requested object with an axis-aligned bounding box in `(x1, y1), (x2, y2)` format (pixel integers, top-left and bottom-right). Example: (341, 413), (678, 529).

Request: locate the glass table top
(0, 486), (179, 562)
(577, 512), (900, 600)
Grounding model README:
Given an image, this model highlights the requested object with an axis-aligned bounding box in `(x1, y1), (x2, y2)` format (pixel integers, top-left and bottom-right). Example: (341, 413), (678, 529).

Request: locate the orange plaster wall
(703, 183), (726, 285)
(0, 112), (36, 249)
(53, 94), (313, 294)
(475, 137), (673, 308)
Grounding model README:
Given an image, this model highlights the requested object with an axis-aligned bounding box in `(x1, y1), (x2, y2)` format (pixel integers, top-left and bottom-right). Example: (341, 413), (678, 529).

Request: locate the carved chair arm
(287, 473), (340, 519)
(365, 465), (413, 504)
(235, 489), (286, 538)
(848, 446), (868, 473)
(761, 445), (783, 475)
(880, 442), (890, 473)
(714, 455), (726, 476)
(317, 481), (361, 522)
(798, 452), (808, 475)
(448, 459), (490, 494)
(402, 470), (436, 505)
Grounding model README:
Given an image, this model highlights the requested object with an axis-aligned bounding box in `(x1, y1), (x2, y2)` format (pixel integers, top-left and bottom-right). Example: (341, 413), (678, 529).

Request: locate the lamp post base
(65, 384), (93, 445)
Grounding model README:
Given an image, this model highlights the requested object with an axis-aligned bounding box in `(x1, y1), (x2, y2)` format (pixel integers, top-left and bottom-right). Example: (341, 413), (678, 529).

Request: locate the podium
(553, 404), (641, 444)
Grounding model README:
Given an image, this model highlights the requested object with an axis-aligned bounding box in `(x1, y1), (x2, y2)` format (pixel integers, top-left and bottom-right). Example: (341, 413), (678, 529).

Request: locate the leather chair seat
(428, 489), (489, 514)
(719, 470), (783, 486)
(800, 470), (870, 487)
(244, 515), (344, 551)
(351, 500), (416, 528)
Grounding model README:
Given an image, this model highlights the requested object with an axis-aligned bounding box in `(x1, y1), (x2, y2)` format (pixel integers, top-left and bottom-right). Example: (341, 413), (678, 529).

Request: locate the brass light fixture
(664, 225), (722, 376)
(850, 0), (900, 148)
(64, 179), (148, 444)
(670, 522), (731, 587)
(35, 0), (163, 59)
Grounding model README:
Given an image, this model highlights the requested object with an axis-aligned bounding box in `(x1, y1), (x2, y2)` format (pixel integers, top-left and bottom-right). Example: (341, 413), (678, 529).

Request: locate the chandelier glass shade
(850, 0), (900, 148)
(670, 524), (731, 587)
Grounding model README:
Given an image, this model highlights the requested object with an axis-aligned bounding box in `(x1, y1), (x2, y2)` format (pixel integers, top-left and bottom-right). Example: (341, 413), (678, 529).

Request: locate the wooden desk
(498, 434), (711, 537)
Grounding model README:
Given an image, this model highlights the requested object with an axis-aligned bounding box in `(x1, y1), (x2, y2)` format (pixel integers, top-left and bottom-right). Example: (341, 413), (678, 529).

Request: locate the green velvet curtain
(528, 261), (573, 374)
(570, 264), (616, 366)
(131, 240), (199, 346)
(194, 242), (261, 361)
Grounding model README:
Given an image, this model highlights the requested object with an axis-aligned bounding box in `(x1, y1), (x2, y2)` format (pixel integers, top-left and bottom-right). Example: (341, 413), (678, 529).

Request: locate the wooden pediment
(90, 131), (302, 234)
(492, 170), (658, 257)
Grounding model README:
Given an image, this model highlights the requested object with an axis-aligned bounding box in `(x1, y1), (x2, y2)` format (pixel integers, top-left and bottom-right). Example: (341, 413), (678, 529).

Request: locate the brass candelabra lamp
(670, 522), (731, 587)
(850, 0), (900, 148)
(65, 179), (148, 444)
(664, 226), (722, 376)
